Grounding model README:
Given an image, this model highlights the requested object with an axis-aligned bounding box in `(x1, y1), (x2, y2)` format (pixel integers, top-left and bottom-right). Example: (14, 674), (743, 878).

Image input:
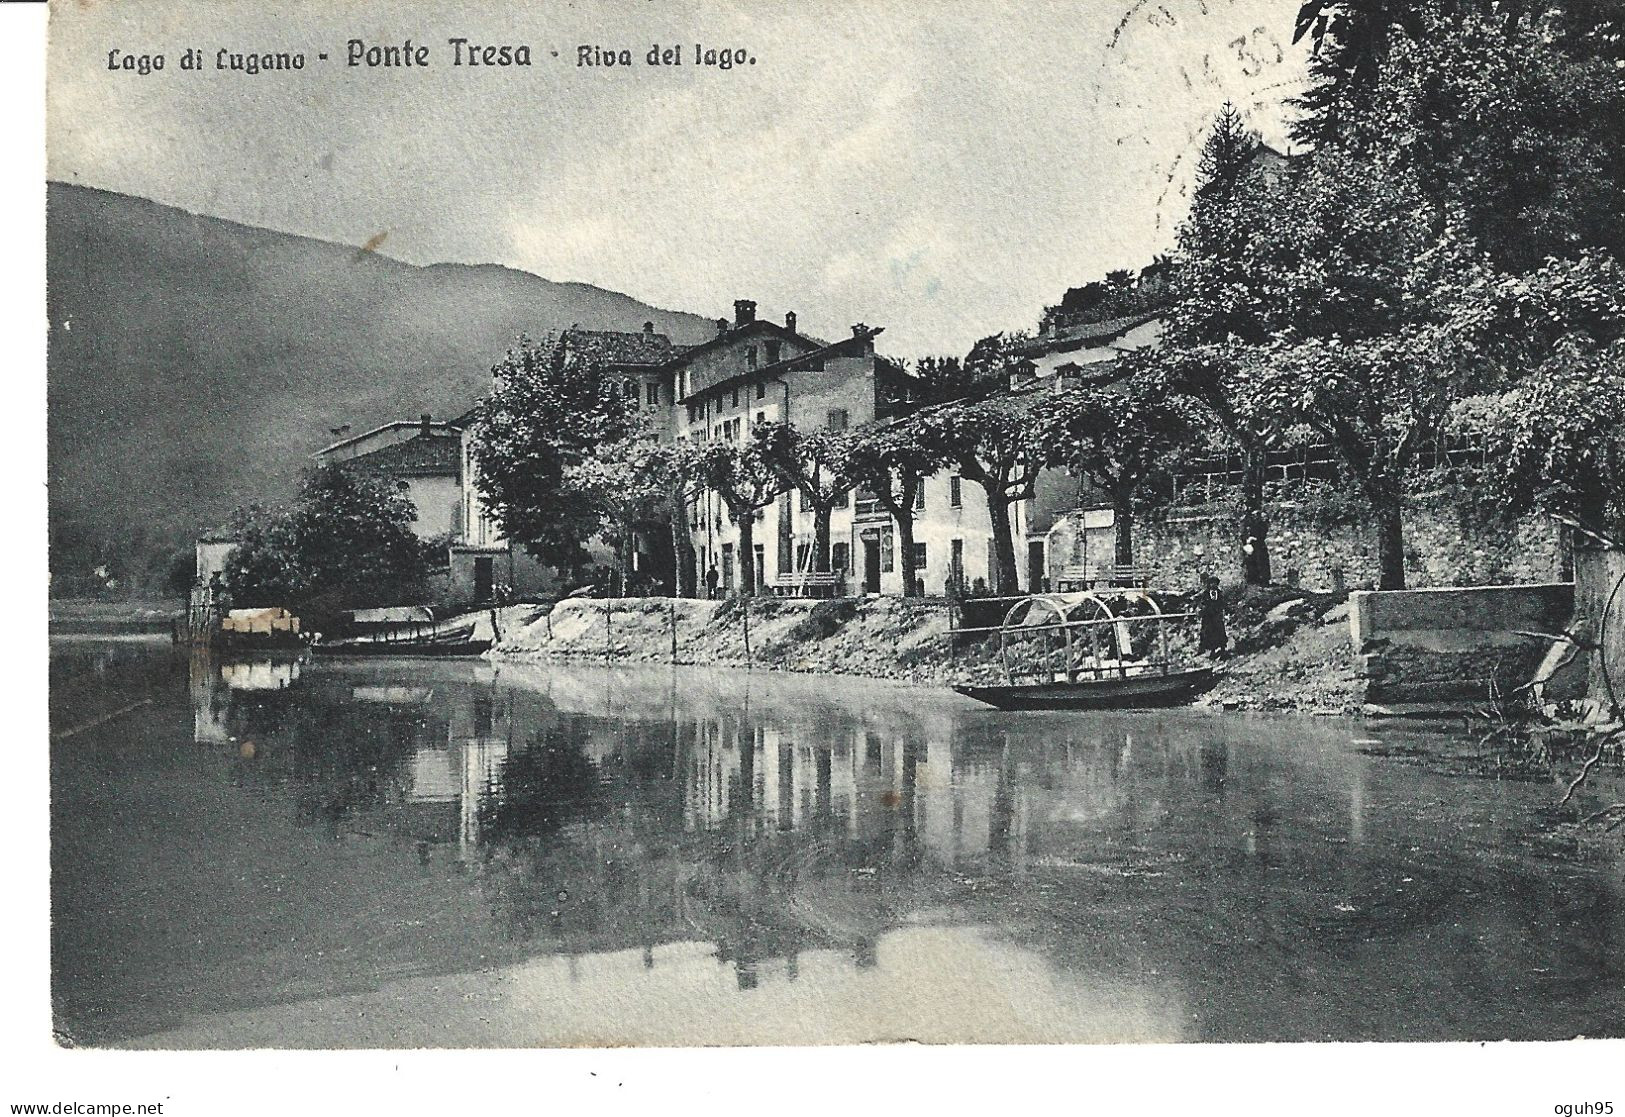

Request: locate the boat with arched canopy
(950, 590), (1216, 710)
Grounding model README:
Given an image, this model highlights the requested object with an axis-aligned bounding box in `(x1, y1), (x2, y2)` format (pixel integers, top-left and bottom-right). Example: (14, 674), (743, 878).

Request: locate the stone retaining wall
(1347, 582), (1576, 706)
(1048, 491), (1565, 594)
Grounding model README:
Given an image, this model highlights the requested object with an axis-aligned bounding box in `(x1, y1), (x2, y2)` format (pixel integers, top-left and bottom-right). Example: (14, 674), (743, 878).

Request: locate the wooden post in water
(605, 598), (613, 664)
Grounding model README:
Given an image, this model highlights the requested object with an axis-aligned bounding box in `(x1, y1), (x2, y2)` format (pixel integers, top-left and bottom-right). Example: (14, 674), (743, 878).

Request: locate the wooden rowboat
(311, 618), (490, 658)
(953, 665), (1216, 711)
(311, 637), (492, 658)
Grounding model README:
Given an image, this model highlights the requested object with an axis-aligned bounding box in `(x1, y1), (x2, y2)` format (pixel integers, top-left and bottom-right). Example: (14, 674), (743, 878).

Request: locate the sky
(48, 0), (1309, 356)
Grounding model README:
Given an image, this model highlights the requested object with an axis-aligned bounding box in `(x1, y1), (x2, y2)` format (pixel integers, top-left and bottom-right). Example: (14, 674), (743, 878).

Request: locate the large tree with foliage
(1157, 104), (1277, 584)
(222, 465), (432, 621)
(1039, 375), (1202, 568)
(1233, 8), (1625, 588)
(845, 421), (945, 597)
(693, 436), (783, 597)
(467, 334), (639, 577)
(908, 383), (1044, 596)
(1457, 308), (1625, 540)
(753, 421), (856, 575)
(567, 434), (701, 597)
(1292, 0), (1625, 145)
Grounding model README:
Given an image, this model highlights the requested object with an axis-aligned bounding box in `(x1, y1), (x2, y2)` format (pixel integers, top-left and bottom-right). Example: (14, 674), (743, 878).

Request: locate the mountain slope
(46, 182), (713, 591)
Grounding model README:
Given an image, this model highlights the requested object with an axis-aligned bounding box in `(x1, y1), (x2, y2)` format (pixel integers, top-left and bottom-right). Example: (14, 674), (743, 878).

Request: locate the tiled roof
(563, 327), (678, 368)
(314, 420), (464, 459)
(340, 432), (461, 478)
(661, 318), (828, 372)
(676, 327), (902, 405)
(1021, 312), (1163, 356)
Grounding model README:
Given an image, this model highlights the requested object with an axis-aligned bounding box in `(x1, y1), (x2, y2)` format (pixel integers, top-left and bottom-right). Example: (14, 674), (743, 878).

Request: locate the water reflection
(75, 649), (1621, 1043)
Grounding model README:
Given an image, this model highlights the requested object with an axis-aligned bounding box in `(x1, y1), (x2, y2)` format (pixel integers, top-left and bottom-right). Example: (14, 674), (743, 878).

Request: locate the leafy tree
(692, 436), (783, 597)
(467, 334), (639, 577)
(1174, 11), (1625, 589)
(222, 465), (432, 621)
(1366, 13), (1625, 273)
(1289, 0), (1432, 145)
(1039, 375), (1202, 567)
(1461, 340), (1625, 538)
(1238, 174), (1624, 587)
(845, 422), (945, 597)
(567, 433), (700, 596)
(1293, 0), (1625, 141)
(753, 422), (856, 575)
(909, 388), (1044, 595)
(1159, 104), (1276, 584)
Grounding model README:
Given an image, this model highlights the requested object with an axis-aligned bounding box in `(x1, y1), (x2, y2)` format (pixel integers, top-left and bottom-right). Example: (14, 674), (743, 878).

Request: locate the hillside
(46, 182), (714, 593)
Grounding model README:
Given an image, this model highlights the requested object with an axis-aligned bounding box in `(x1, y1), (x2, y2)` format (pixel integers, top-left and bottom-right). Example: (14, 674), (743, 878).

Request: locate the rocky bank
(491, 591), (1362, 713)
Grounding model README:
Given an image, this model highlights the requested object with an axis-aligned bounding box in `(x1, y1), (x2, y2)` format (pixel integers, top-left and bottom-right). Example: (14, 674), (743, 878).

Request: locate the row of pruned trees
(462, 327), (1210, 599)
(467, 4), (1625, 597)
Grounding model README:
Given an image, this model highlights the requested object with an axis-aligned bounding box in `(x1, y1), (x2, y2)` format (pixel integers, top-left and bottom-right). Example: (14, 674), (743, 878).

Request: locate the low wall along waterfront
(1048, 489), (1565, 595)
(1348, 582), (1578, 708)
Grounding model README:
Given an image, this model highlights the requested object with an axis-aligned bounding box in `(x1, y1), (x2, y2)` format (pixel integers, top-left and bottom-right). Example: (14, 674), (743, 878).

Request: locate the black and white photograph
(12, 0), (1625, 1109)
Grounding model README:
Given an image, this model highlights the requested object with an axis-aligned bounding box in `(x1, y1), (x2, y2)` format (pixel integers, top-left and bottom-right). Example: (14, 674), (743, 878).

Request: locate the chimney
(785, 311), (797, 334)
(716, 317), (729, 336)
(420, 412), (432, 435)
(643, 321), (654, 334)
(734, 299), (756, 327)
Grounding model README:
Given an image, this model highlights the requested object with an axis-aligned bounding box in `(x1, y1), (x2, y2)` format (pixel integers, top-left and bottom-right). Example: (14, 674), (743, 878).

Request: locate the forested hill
(46, 182), (713, 593)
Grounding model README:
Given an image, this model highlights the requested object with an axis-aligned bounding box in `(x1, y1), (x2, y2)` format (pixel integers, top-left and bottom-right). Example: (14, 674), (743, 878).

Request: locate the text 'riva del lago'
(105, 39), (757, 76)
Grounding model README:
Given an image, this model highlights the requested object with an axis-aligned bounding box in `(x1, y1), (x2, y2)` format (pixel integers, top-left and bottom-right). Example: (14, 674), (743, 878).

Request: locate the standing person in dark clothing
(705, 564), (720, 600)
(1197, 574), (1228, 657)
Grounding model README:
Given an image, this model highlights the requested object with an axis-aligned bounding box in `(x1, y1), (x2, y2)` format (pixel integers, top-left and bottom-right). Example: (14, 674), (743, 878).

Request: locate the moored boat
(311, 636), (492, 657)
(954, 665), (1216, 710)
(311, 612), (491, 657)
(950, 590), (1217, 711)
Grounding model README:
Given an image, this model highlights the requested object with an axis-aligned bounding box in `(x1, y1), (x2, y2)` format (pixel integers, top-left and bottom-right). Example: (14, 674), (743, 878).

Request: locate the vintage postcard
(32, 0), (1625, 1105)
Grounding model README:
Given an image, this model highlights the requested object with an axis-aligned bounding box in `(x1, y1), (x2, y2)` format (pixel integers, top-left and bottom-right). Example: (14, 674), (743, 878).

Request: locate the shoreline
(489, 593), (1366, 716)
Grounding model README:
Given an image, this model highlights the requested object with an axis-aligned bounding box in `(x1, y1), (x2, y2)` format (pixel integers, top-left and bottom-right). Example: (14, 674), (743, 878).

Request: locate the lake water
(49, 639), (1625, 1047)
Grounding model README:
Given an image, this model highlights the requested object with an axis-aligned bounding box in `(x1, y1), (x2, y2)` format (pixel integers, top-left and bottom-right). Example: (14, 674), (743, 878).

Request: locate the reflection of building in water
(397, 684), (514, 858)
(189, 651), (232, 745)
(211, 662), (1381, 1003)
(190, 652), (302, 744)
(221, 658), (301, 691)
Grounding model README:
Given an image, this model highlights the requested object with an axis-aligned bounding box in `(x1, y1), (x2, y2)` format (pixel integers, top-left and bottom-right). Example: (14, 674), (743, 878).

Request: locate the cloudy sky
(48, 0), (1307, 355)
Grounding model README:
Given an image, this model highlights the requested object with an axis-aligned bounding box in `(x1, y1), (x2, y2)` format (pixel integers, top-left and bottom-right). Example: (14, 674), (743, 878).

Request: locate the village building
(312, 415), (465, 540)
(314, 299), (1173, 602)
(313, 413), (553, 604)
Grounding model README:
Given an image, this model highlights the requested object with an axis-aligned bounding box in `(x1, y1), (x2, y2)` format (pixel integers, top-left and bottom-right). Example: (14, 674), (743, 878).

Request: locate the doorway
(1027, 540), (1047, 593)
(863, 538), (882, 594)
(473, 556), (494, 603)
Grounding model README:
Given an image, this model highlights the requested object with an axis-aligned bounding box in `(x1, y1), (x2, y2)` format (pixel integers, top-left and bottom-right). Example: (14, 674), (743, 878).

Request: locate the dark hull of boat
(311, 639), (493, 658)
(953, 667), (1216, 710)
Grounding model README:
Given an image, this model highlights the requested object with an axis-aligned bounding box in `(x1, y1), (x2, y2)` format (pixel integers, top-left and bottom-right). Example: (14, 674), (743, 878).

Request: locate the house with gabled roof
(313, 414), (464, 540)
(663, 299), (924, 595)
